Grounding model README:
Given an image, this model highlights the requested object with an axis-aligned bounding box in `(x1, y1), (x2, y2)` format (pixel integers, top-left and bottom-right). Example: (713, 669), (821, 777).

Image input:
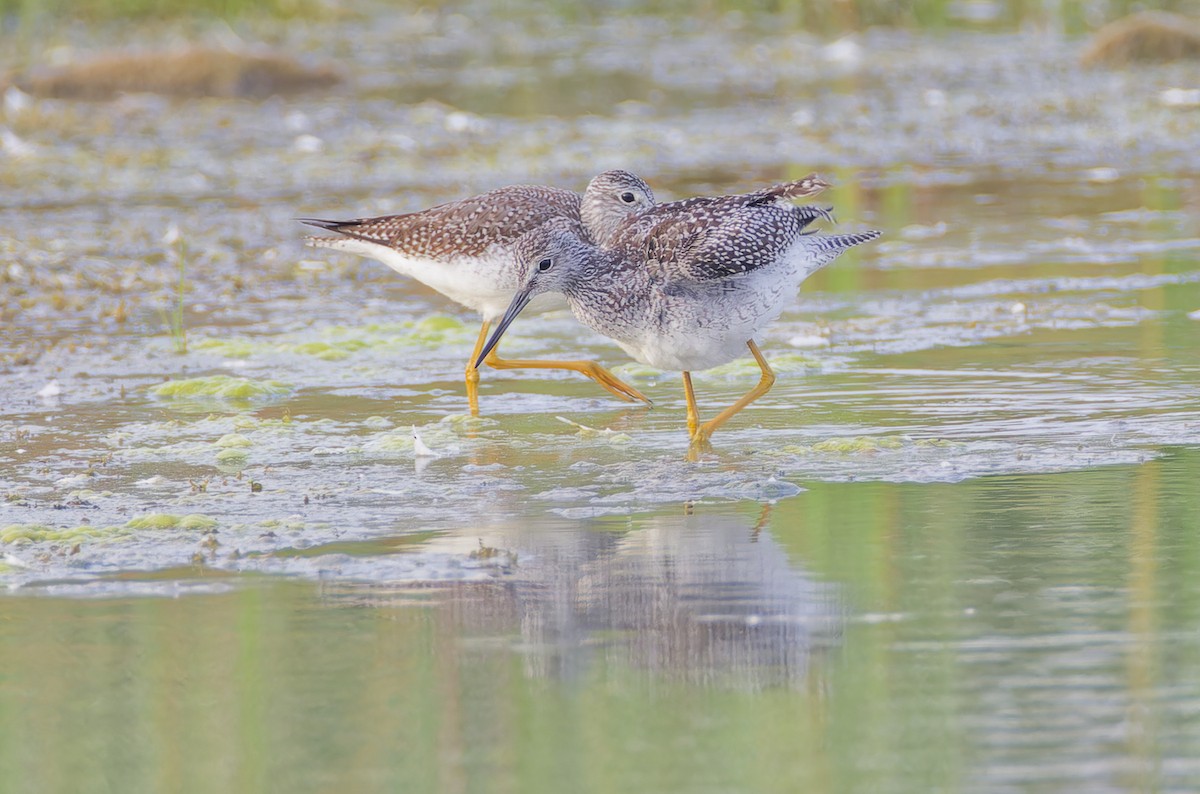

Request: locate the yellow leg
(483, 347), (652, 405)
(691, 340), (776, 445)
(464, 321), (490, 416)
(683, 373), (707, 462)
(682, 371), (700, 437)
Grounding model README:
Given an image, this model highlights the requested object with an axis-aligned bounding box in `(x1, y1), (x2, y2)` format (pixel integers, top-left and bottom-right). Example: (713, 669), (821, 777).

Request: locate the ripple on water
(2, 70), (1199, 592)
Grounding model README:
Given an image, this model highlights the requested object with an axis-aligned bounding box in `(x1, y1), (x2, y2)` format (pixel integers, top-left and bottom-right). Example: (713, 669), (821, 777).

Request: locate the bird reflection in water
(331, 504), (842, 690)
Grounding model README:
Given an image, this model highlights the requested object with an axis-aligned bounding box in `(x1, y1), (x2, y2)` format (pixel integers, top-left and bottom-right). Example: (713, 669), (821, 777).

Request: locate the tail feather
(749, 173), (831, 206)
(796, 228), (881, 280)
(298, 218), (347, 249)
(297, 216), (396, 247)
(820, 229), (882, 251)
(297, 217), (350, 232)
(793, 204), (837, 231)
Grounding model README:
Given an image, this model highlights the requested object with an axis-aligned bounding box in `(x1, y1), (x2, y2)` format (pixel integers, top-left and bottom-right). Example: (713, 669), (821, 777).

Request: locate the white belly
(599, 269), (796, 372)
(309, 236), (566, 320)
(618, 330), (752, 372)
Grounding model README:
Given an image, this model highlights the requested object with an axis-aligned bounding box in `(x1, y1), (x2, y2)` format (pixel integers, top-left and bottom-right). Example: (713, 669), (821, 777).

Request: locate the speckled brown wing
(741, 173), (830, 206)
(300, 184), (584, 260)
(618, 200), (836, 284)
(606, 174), (829, 265)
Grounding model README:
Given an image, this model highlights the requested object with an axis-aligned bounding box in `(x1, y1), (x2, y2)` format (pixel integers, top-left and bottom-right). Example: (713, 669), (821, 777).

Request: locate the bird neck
(562, 248), (647, 333)
(579, 199), (621, 246)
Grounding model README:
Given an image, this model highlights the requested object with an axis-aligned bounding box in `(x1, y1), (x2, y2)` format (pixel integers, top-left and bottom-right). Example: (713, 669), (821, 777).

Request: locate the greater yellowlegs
(300, 171), (656, 414)
(474, 185), (880, 446)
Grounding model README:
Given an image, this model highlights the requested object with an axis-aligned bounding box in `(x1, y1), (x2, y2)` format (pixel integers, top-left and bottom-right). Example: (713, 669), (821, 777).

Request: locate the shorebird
(474, 182), (880, 447)
(300, 171), (657, 414)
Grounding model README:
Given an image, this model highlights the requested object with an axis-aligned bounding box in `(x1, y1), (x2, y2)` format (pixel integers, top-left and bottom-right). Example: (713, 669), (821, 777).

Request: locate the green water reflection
(3, 450), (1198, 792)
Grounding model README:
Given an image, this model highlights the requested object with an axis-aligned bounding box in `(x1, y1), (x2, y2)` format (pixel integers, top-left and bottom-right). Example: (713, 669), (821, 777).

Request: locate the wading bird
(476, 182), (879, 448)
(300, 171), (657, 414)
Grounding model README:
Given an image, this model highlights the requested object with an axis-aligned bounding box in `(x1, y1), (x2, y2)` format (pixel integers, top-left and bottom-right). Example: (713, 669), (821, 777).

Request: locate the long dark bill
(474, 285), (536, 368)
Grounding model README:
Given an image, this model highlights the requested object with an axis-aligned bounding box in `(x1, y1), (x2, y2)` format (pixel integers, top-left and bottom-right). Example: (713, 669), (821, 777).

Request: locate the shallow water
(2, 3), (1200, 791)
(4, 461), (1200, 791)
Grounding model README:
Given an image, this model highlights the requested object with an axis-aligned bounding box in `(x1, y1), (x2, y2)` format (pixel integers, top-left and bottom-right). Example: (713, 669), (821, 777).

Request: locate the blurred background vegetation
(0, 0), (1198, 31)
(0, 0), (321, 23)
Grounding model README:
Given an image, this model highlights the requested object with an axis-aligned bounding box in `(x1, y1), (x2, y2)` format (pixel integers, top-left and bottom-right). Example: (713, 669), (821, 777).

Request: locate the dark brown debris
(13, 46), (342, 99)
(1081, 11), (1200, 67)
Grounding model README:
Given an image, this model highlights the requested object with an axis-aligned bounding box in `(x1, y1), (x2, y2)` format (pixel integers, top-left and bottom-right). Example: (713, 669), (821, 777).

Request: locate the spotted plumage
(298, 170), (657, 413)
(508, 205), (875, 371)
(606, 172), (825, 251)
(477, 181), (880, 446)
(301, 184), (583, 259)
(300, 170), (655, 320)
(631, 204), (838, 283)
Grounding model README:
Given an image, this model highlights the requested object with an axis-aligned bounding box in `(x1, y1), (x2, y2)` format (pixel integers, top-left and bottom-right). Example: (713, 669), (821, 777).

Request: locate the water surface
(2, 4), (1200, 791)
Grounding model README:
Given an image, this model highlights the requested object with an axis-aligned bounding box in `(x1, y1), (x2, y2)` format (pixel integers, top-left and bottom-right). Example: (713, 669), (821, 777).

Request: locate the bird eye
(620, 191), (636, 203)
(537, 257), (553, 272)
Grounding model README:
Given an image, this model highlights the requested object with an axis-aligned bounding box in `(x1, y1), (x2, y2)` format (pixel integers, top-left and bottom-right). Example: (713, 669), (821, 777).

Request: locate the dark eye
(620, 191), (636, 203)
(537, 257), (553, 272)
